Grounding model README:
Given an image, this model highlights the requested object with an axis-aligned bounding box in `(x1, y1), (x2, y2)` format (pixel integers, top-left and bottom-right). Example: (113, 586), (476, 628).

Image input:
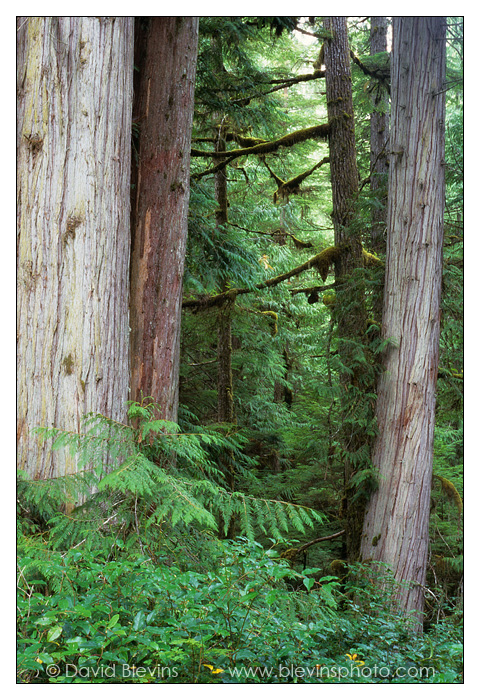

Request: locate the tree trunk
(369, 17), (390, 248)
(215, 131), (235, 432)
(217, 299), (235, 430)
(324, 17), (360, 248)
(360, 17), (446, 629)
(323, 17), (367, 560)
(17, 17), (133, 481)
(129, 17), (199, 422)
(369, 16), (390, 321)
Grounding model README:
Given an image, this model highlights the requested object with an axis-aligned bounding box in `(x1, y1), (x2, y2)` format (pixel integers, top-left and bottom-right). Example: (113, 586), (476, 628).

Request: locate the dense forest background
(17, 16), (463, 684)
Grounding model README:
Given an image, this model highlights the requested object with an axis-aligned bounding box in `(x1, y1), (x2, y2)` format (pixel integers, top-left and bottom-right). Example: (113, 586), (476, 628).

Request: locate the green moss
(62, 354), (74, 375)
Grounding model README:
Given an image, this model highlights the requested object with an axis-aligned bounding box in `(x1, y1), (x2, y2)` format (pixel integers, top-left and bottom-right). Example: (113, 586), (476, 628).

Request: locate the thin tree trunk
(323, 17), (367, 560)
(369, 17), (389, 250)
(369, 16), (390, 322)
(17, 17), (133, 481)
(217, 299), (235, 430)
(210, 33), (237, 532)
(130, 17), (199, 422)
(214, 127), (235, 432)
(360, 17), (446, 630)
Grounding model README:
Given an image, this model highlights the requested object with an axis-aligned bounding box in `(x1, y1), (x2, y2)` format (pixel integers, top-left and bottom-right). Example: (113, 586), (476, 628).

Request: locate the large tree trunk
(17, 17), (133, 481)
(129, 17), (199, 421)
(323, 17), (367, 560)
(360, 17), (446, 629)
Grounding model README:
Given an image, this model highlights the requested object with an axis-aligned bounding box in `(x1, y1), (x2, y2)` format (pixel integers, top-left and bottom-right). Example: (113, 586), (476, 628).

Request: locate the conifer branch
(191, 123), (330, 160)
(230, 69), (325, 105)
(349, 49), (390, 93)
(296, 529), (346, 554)
(183, 246), (382, 311)
(262, 156), (330, 202)
(182, 246), (342, 310)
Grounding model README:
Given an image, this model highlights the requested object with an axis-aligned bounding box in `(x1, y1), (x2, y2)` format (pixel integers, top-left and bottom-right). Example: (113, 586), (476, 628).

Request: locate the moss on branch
(262, 156), (330, 203)
(191, 123), (330, 161)
(183, 246), (382, 312)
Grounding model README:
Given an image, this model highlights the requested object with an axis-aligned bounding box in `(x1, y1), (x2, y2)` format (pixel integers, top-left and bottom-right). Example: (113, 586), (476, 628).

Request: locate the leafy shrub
(17, 540), (462, 684)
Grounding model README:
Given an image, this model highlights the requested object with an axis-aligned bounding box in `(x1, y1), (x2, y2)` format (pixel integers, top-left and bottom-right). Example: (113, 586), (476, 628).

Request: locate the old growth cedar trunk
(360, 17), (446, 628)
(17, 17), (133, 481)
(130, 17), (199, 421)
(323, 17), (367, 560)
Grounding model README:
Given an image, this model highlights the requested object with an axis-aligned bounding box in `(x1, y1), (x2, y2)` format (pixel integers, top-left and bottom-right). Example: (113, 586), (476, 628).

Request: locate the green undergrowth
(17, 539), (462, 684)
(17, 401), (462, 683)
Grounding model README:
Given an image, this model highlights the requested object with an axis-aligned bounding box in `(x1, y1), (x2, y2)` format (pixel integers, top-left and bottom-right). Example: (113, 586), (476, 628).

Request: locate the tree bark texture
(369, 17), (390, 323)
(130, 17), (199, 421)
(360, 17), (446, 626)
(17, 17), (133, 480)
(215, 132), (235, 430)
(324, 17), (360, 253)
(323, 17), (365, 339)
(323, 17), (367, 560)
(369, 15), (390, 255)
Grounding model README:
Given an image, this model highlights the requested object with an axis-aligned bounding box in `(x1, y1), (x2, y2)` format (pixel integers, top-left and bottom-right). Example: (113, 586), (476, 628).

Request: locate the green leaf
(47, 625), (63, 642)
(106, 614), (120, 629)
(132, 611), (146, 632)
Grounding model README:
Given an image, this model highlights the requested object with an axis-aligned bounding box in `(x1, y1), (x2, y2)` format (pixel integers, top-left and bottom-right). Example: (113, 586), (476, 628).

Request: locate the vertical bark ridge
(129, 17), (199, 422)
(360, 17), (446, 627)
(17, 17), (134, 481)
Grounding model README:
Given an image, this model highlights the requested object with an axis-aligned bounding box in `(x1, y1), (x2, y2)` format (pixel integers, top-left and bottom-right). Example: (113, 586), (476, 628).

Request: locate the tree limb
(262, 156), (330, 202)
(296, 529), (346, 554)
(350, 49), (390, 94)
(183, 246), (381, 311)
(230, 69), (325, 105)
(182, 246), (341, 311)
(191, 123), (330, 160)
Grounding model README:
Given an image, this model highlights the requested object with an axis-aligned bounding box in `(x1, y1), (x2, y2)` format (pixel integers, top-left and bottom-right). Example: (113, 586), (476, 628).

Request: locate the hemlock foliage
(21, 401), (324, 549)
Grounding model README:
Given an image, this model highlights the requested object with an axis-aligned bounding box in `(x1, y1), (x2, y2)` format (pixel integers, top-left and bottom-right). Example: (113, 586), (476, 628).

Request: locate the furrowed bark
(17, 17), (133, 481)
(129, 17), (199, 421)
(360, 17), (446, 630)
(323, 16), (367, 560)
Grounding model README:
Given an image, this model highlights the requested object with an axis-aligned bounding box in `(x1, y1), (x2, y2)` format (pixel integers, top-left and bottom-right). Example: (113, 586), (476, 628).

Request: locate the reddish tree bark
(130, 17), (199, 421)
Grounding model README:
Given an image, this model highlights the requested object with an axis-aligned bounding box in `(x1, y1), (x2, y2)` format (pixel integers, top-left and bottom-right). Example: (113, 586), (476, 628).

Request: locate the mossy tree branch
(191, 123), (330, 161)
(350, 49), (390, 94)
(227, 222), (313, 248)
(183, 245), (381, 311)
(262, 156), (330, 202)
